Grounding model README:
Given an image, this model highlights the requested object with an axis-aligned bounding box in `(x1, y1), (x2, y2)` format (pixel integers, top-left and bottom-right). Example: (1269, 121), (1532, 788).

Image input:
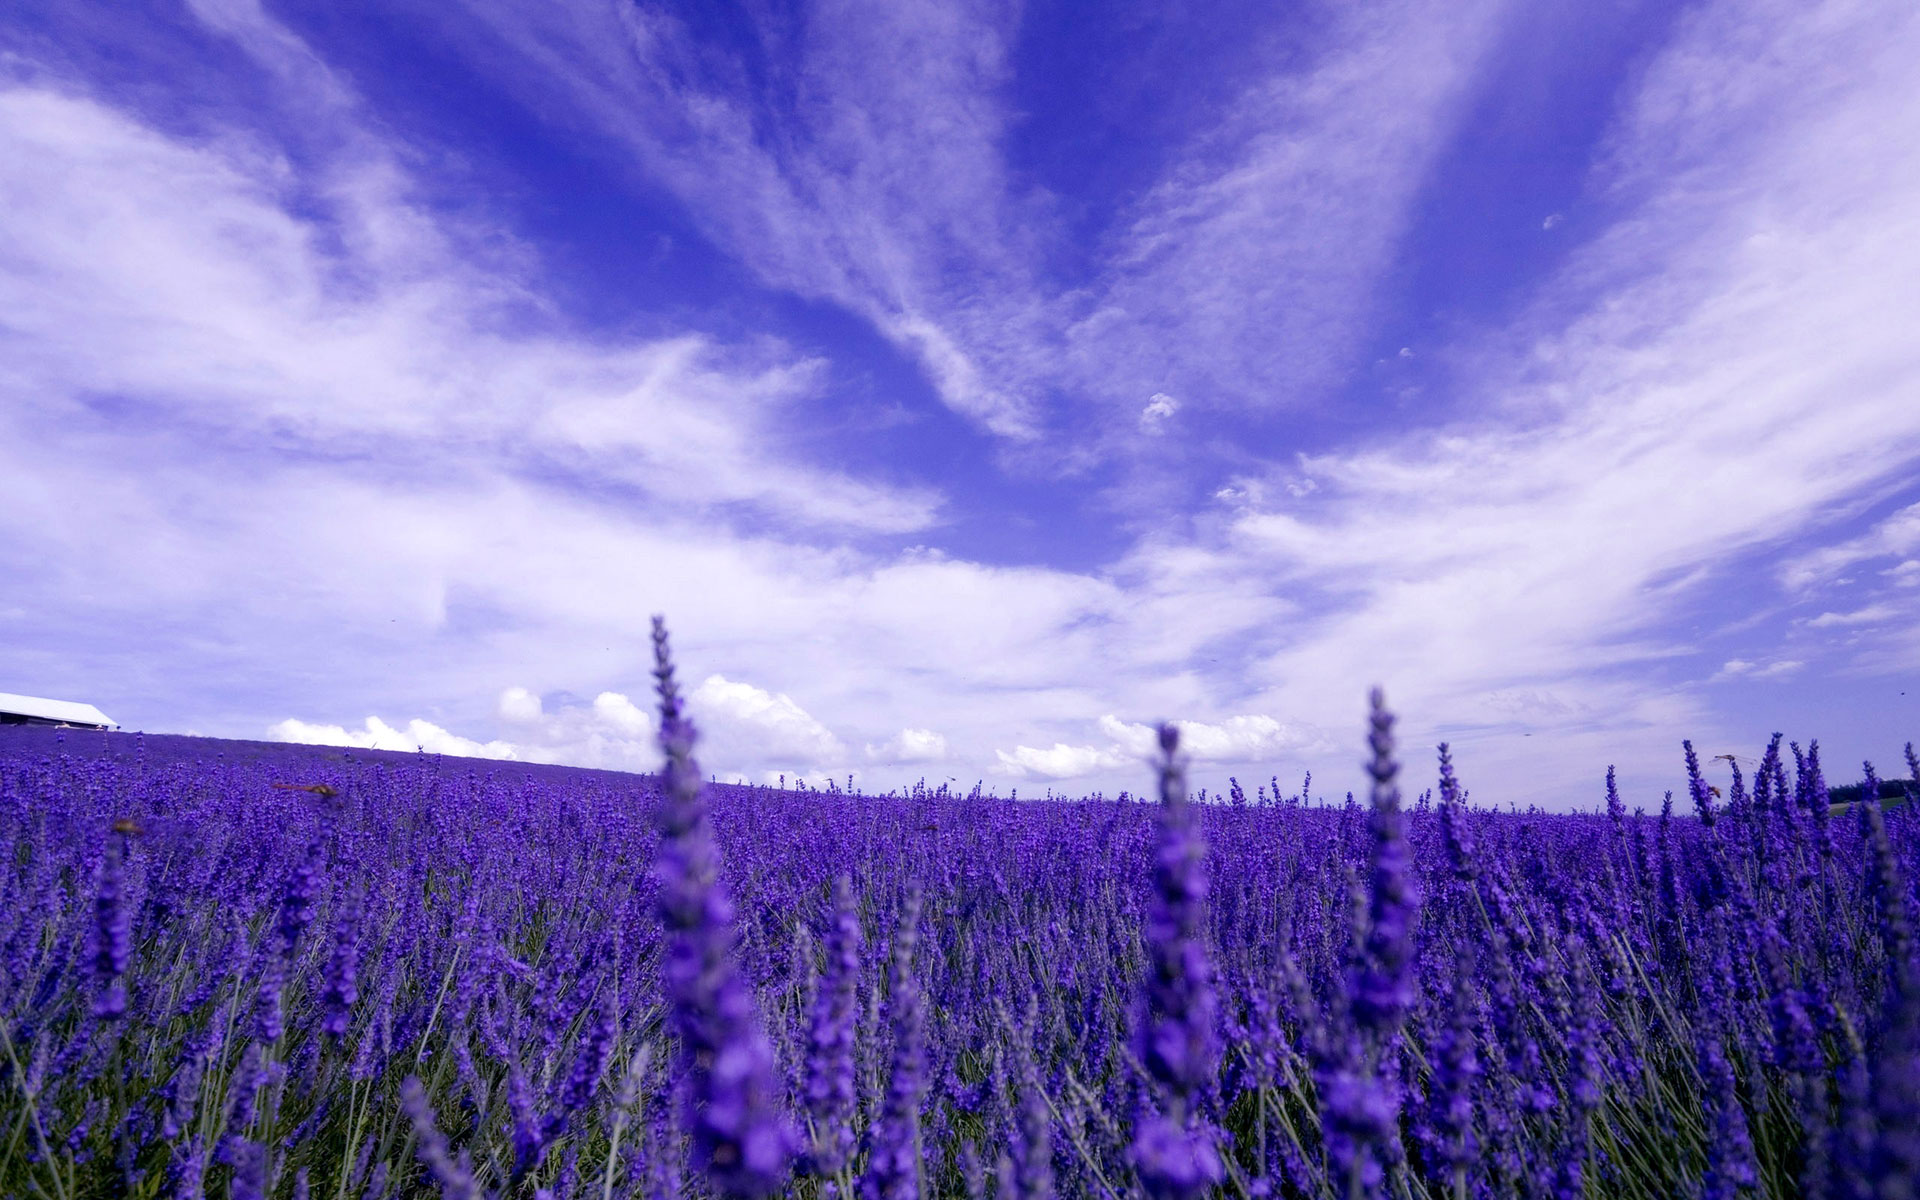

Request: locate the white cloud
(1779, 502), (1920, 591)
(267, 716), (518, 760)
(427, 0), (1511, 443)
(1059, 0), (1509, 426)
(1139, 393), (1180, 434)
(1886, 560), (1920, 587)
(1806, 605), (1900, 629)
(272, 689), (664, 771)
(9, 0), (1920, 810)
(688, 674), (844, 768)
(994, 742), (1129, 780)
(866, 728), (948, 763)
(1097, 714), (1327, 761)
(996, 713), (1328, 781)
(497, 685), (543, 723)
(592, 691), (652, 737)
(1713, 659), (1804, 681)
(0, 75), (938, 536)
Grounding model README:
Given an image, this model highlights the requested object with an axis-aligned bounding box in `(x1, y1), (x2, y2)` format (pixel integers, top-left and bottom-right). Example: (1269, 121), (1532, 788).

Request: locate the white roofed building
(0, 692), (118, 730)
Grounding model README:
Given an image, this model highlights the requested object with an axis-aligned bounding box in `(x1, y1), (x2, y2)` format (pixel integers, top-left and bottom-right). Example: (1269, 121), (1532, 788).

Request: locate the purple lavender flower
(803, 874), (863, 1177)
(1436, 743), (1477, 883)
(254, 953), (286, 1044)
(1131, 1112), (1225, 1200)
(276, 846), (320, 954)
(651, 616), (794, 1197)
(224, 1138), (269, 1200)
(1356, 688), (1420, 1036)
(1862, 764), (1913, 981)
(1684, 739), (1716, 826)
(321, 885), (362, 1038)
(1318, 690), (1423, 1198)
(400, 1076), (480, 1200)
(1422, 949), (1480, 1189)
(1318, 1066), (1396, 1195)
(861, 888), (927, 1200)
(558, 999), (615, 1120)
(507, 1063), (548, 1180)
(91, 830), (132, 1020)
(1130, 723), (1223, 1200)
(1008, 1024), (1054, 1200)
(1697, 1032), (1756, 1200)
(172, 1137), (208, 1200)
(1871, 958), (1920, 1200)
(160, 1027), (216, 1139)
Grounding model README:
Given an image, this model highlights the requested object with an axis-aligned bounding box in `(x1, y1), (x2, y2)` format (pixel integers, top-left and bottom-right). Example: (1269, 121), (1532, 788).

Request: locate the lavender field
(3, 627), (1917, 1200)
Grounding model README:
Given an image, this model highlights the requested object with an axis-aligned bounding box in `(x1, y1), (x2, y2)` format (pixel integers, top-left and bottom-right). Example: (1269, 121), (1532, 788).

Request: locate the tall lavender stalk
(1130, 723), (1223, 1200)
(1356, 689), (1420, 1034)
(1321, 688), (1422, 1199)
(803, 874), (863, 1178)
(1863, 789), (1920, 1197)
(320, 885), (363, 1039)
(91, 828), (132, 1021)
(861, 888), (927, 1200)
(399, 1076), (480, 1200)
(651, 616), (793, 1197)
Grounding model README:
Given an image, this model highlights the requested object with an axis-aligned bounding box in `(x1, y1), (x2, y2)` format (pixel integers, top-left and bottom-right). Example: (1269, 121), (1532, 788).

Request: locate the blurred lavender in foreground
(90, 826), (132, 1020)
(1130, 722), (1224, 1200)
(802, 873), (863, 1179)
(651, 615), (794, 1197)
(861, 887), (927, 1200)
(1320, 687), (1422, 1198)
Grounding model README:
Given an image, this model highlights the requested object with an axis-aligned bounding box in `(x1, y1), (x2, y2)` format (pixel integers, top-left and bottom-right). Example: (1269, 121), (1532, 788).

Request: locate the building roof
(0, 691), (118, 728)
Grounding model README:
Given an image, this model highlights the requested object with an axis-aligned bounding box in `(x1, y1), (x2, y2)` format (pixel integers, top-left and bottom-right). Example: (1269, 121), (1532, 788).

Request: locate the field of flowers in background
(2, 622), (1917, 1199)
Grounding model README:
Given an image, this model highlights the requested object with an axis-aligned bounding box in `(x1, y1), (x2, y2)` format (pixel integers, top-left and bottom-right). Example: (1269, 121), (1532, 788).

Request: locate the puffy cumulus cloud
(592, 691), (652, 737)
(267, 716), (518, 760)
(994, 742), (1130, 781)
(997, 713), (1326, 781)
(865, 728), (949, 763)
(271, 689), (664, 772)
(497, 686), (543, 723)
(488, 688), (660, 771)
(1098, 714), (1329, 761)
(688, 675), (845, 770)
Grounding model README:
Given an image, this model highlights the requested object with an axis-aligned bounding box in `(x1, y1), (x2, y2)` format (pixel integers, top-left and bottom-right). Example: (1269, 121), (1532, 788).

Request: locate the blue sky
(3, 0), (1917, 807)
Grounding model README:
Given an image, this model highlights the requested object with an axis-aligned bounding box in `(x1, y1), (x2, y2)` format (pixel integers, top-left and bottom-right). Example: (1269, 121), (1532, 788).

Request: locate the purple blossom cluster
(1, 659), (1917, 1200)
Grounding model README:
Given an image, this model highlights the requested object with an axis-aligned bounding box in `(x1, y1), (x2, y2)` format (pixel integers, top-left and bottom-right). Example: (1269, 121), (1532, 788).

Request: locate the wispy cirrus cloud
(426, 0), (1515, 449)
(1170, 0), (1920, 769)
(430, 0), (1046, 438)
(0, 80), (938, 536)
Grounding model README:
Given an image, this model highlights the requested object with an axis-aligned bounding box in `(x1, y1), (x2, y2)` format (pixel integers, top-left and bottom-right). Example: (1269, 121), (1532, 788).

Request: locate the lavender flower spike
(400, 1076), (480, 1200)
(92, 828), (133, 1020)
(652, 615), (794, 1197)
(1356, 687), (1420, 1036)
(803, 874), (863, 1177)
(321, 885), (363, 1039)
(1130, 722), (1224, 1200)
(861, 887), (927, 1200)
